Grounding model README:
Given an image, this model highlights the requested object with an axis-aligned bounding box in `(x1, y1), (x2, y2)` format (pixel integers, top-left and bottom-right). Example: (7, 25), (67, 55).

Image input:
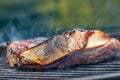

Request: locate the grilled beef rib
(7, 29), (120, 69)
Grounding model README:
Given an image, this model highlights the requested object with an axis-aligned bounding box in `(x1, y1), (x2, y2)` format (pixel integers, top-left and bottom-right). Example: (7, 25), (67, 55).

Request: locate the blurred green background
(0, 0), (120, 41)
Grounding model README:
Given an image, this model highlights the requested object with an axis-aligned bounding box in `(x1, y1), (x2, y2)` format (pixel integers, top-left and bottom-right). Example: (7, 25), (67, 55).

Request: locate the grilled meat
(7, 29), (120, 69)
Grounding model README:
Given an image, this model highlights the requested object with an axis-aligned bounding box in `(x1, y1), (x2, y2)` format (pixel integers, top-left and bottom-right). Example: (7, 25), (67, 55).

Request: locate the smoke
(0, 0), (73, 43)
(0, 0), (55, 42)
(0, 32), (4, 42)
(0, 20), (23, 42)
(0, 14), (54, 42)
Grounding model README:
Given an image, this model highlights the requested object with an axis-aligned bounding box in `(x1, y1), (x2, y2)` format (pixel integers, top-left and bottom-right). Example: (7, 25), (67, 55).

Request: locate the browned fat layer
(19, 30), (94, 65)
(19, 35), (70, 65)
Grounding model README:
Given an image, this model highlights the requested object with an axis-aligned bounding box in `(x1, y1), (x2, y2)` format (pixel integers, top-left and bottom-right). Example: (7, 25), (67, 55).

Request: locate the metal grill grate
(0, 30), (120, 80)
(0, 55), (120, 79)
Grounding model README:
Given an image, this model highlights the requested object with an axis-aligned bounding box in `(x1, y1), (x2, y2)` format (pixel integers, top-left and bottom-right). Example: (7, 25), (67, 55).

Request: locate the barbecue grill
(0, 27), (120, 80)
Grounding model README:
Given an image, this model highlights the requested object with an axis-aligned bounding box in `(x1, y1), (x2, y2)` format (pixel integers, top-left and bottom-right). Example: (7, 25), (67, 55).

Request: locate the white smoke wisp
(30, 16), (54, 38)
(0, 15), (54, 42)
(0, 1), (55, 42)
(5, 26), (23, 41)
(0, 32), (4, 42)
